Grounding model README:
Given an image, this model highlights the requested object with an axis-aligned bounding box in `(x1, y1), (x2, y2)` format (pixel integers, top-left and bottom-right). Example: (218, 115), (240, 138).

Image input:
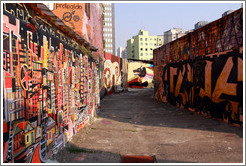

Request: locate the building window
(145, 43), (148, 46)
(145, 48), (148, 51)
(140, 38), (142, 41)
(140, 43), (143, 46)
(140, 48), (143, 51)
(49, 132), (51, 141)
(150, 43), (153, 46)
(154, 44), (157, 46)
(11, 113), (15, 121)
(31, 132), (34, 143)
(26, 135), (29, 143)
(85, 4), (90, 18)
(141, 53), (143, 56)
(145, 53), (148, 56)
(145, 38), (147, 41)
(150, 38), (152, 40)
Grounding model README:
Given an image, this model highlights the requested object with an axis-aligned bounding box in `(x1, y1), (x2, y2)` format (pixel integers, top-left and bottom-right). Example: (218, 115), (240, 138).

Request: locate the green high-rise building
(127, 29), (163, 60)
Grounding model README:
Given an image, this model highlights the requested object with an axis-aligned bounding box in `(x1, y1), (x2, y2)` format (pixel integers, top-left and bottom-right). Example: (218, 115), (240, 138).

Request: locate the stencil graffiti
(51, 3), (104, 61)
(62, 11), (80, 22)
(63, 11), (75, 22)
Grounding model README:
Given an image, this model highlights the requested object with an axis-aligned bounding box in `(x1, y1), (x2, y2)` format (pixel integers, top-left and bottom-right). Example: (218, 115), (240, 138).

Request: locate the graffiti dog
(128, 64), (154, 88)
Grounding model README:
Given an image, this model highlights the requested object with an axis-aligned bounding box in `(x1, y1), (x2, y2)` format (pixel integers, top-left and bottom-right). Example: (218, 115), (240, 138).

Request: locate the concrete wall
(127, 61), (154, 88)
(153, 8), (243, 125)
(121, 58), (128, 90)
(3, 3), (101, 163)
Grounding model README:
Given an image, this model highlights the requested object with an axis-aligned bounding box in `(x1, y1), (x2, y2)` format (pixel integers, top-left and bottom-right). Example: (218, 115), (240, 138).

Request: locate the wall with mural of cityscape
(3, 3), (100, 163)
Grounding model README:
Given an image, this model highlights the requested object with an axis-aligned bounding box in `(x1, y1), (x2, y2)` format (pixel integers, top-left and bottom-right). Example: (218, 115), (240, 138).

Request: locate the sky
(114, 2), (242, 50)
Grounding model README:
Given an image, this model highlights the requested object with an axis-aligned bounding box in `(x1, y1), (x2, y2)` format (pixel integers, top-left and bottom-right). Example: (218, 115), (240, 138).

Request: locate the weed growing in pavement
(67, 147), (96, 153)
(125, 129), (138, 132)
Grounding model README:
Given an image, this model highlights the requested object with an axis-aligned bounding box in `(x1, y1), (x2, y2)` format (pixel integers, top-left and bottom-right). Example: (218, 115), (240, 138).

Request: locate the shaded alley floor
(50, 88), (243, 163)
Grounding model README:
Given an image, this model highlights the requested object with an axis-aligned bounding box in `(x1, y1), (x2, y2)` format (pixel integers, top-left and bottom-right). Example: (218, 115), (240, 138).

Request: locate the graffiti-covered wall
(121, 58), (128, 91)
(3, 3), (100, 163)
(154, 8), (243, 125)
(103, 53), (121, 95)
(128, 61), (154, 88)
(50, 3), (104, 60)
(154, 8), (243, 65)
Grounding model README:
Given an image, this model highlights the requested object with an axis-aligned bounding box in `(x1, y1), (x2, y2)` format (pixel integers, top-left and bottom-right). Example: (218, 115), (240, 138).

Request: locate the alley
(2, 3), (243, 164)
(50, 88), (243, 163)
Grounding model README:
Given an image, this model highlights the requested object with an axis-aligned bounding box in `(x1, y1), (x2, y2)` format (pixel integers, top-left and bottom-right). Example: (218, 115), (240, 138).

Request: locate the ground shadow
(49, 142), (196, 163)
(99, 88), (243, 138)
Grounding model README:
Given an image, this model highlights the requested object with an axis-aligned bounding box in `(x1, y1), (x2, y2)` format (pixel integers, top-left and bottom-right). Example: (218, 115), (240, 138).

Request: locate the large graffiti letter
(212, 57), (237, 101)
(200, 61), (212, 98)
(170, 67), (177, 93)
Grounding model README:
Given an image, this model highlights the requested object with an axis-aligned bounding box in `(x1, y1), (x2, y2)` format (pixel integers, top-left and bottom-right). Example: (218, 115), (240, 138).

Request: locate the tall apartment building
(103, 3), (116, 55)
(122, 49), (127, 59)
(127, 29), (163, 60)
(164, 28), (185, 45)
(117, 47), (127, 59)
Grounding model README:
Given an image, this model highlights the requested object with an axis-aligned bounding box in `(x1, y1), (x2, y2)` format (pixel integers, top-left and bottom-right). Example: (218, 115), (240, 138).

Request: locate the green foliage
(67, 147), (96, 153)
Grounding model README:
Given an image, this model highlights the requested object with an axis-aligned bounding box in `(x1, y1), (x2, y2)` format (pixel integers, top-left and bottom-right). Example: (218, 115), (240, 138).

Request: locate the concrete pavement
(50, 88), (243, 163)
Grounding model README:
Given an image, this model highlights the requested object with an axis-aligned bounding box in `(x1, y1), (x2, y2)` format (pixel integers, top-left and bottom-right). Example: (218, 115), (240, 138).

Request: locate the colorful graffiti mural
(103, 53), (121, 95)
(128, 61), (154, 88)
(154, 8), (243, 125)
(2, 3), (101, 163)
(101, 52), (128, 96)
